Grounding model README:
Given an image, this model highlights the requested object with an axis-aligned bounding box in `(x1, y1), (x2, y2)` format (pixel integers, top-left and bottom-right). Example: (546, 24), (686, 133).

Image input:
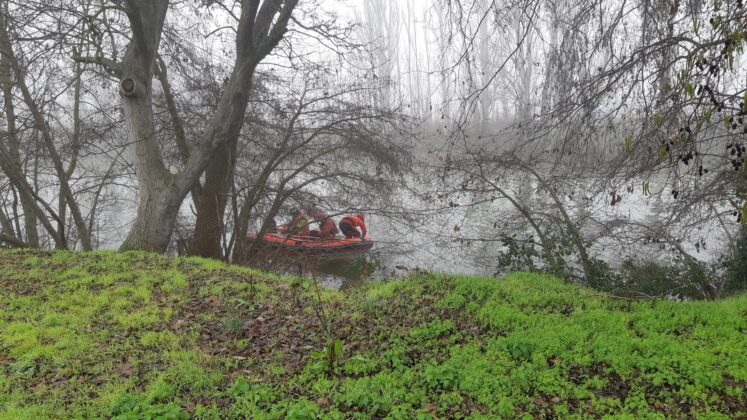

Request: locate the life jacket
(315, 217), (339, 238)
(290, 214), (309, 235)
(323, 218), (339, 235)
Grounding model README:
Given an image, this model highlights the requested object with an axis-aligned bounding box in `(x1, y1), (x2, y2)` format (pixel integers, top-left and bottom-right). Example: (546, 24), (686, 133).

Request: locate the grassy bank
(0, 250), (746, 419)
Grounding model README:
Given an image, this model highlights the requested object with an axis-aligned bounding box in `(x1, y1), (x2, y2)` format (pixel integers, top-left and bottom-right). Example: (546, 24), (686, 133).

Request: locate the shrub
(588, 258), (719, 300)
(585, 258), (623, 291)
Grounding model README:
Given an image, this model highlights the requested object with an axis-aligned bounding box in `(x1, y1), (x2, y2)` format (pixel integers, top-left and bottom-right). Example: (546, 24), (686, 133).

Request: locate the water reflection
(249, 251), (389, 290)
(312, 257), (388, 289)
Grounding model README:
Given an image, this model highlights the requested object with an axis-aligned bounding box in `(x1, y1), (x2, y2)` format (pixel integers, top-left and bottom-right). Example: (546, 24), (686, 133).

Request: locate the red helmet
(356, 213), (365, 220)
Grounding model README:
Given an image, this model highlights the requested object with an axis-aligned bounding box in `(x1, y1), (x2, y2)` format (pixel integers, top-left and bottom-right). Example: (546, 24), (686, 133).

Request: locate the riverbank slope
(1, 250), (745, 418)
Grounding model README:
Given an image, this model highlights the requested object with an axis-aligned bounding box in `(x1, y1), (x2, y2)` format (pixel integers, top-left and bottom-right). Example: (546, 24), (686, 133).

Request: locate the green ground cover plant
(0, 250), (745, 418)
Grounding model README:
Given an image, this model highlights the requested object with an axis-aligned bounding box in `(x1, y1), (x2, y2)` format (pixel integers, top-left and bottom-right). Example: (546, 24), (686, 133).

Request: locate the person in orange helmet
(339, 213), (367, 241)
(309, 210), (339, 240)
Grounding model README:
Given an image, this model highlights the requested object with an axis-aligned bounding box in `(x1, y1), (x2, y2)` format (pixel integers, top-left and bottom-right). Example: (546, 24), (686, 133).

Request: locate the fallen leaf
(118, 361), (133, 377)
(422, 403), (437, 415)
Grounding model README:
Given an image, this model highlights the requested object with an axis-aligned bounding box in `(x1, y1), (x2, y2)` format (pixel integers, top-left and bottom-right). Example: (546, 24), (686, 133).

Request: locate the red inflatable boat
(246, 231), (374, 258)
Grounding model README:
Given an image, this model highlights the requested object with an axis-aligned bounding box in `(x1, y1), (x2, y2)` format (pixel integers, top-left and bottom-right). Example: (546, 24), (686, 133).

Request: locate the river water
(82, 168), (735, 290)
(303, 173), (736, 289)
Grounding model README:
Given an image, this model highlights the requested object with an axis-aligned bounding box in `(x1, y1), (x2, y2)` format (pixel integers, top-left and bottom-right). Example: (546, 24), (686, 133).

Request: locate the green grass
(0, 250), (745, 418)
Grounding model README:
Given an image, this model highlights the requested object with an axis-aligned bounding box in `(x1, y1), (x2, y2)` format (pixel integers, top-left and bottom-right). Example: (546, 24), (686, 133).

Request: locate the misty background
(0, 0), (745, 298)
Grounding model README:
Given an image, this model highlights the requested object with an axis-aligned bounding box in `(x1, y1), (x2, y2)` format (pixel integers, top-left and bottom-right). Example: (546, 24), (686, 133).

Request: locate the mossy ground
(0, 250), (746, 419)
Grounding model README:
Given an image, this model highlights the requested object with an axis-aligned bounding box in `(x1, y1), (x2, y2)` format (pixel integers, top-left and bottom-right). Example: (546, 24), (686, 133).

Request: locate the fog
(0, 0), (744, 298)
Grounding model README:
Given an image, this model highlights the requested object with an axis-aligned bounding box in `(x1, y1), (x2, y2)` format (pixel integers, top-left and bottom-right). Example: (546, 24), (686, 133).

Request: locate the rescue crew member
(339, 213), (367, 241)
(309, 210), (339, 239)
(289, 209), (310, 236)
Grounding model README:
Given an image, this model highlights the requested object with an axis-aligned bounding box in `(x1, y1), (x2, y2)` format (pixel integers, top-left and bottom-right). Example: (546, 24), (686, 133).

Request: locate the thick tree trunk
(117, 0), (172, 251)
(180, 64), (256, 256)
(190, 135), (239, 258)
(117, 68), (174, 251)
(120, 182), (182, 252)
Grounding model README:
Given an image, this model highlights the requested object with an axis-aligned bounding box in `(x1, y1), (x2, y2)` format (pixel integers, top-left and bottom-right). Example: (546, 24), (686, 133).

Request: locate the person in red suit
(339, 213), (367, 241)
(309, 210), (339, 239)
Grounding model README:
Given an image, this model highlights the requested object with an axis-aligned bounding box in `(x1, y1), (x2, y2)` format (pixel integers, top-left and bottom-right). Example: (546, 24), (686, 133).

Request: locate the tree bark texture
(117, 0), (172, 250)
(190, 134), (239, 259)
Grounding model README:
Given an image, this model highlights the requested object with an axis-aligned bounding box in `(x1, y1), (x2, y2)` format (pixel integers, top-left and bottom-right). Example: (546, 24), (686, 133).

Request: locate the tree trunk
(190, 135), (239, 258)
(120, 182), (183, 252)
(1, 60), (38, 246)
(117, 62), (173, 250)
(116, 0), (175, 251)
(57, 58), (84, 248)
(188, 0), (300, 258)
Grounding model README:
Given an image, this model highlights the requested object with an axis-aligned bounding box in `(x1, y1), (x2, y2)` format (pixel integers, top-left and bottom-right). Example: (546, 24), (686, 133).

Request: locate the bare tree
(75, 0), (299, 252)
(0, 3), (91, 249)
(223, 70), (411, 262)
